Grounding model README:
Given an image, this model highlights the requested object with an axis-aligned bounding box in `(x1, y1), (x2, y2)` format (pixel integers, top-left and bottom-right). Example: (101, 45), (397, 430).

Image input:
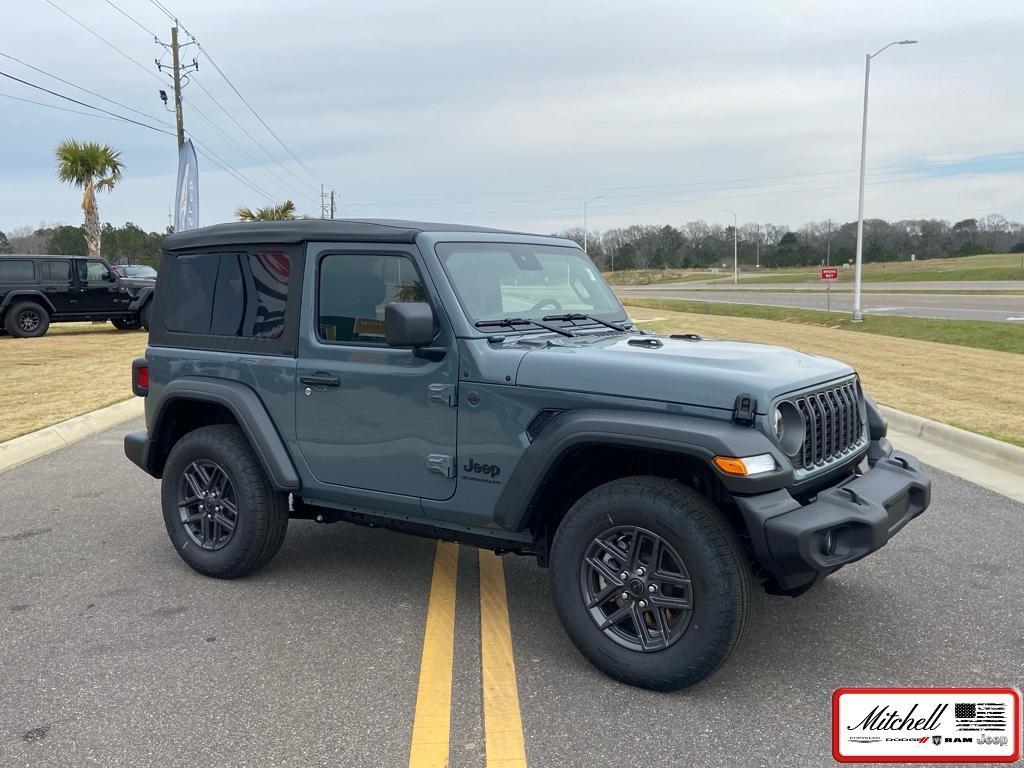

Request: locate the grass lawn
(604, 269), (715, 285)
(623, 297), (1024, 355)
(736, 253), (1024, 284)
(0, 323), (146, 443)
(624, 303), (1024, 448)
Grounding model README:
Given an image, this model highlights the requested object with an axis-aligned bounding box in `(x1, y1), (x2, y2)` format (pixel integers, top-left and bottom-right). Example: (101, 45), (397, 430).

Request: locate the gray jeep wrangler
(124, 219), (930, 690)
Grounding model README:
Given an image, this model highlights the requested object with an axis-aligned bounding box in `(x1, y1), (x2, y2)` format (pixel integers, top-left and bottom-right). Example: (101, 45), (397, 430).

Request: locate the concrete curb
(0, 399), (143, 474)
(879, 405), (1024, 469)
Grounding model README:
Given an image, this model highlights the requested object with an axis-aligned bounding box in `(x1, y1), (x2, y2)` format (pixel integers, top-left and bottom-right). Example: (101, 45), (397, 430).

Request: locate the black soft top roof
(163, 218), (535, 251)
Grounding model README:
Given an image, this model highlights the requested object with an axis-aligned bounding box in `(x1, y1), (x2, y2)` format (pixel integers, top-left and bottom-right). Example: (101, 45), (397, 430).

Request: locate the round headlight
(775, 401), (806, 457)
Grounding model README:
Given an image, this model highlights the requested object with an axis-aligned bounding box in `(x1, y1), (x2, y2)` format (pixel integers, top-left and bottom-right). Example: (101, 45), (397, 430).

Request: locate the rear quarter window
(163, 251), (290, 338)
(0, 260), (36, 283)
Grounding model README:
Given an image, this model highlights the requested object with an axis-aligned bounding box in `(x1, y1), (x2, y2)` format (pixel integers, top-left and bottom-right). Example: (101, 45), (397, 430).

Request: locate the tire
(160, 424), (288, 579)
(549, 476), (752, 691)
(4, 301), (50, 338)
(112, 316), (142, 331)
(140, 301), (152, 331)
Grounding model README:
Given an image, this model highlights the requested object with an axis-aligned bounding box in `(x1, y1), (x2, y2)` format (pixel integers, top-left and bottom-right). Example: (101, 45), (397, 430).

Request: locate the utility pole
(330, 190), (336, 219)
(723, 209), (738, 283)
(755, 224), (760, 269)
(826, 218), (832, 267)
(170, 26), (184, 149)
(157, 26), (197, 150)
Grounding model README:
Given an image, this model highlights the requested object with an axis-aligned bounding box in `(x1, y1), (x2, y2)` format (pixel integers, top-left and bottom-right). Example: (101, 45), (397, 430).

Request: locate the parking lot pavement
(3, 420), (1022, 767)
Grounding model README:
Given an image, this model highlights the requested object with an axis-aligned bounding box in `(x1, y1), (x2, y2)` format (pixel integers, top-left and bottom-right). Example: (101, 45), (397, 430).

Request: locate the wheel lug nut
(636, 567), (646, 576)
(638, 600), (647, 608)
(620, 592), (629, 601)
(619, 571), (628, 580)
(648, 585), (656, 593)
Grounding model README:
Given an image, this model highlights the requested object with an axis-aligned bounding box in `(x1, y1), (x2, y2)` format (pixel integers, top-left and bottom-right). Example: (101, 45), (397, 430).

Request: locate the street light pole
(723, 209), (738, 284)
(853, 39), (917, 321)
(584, 195), (605, 261)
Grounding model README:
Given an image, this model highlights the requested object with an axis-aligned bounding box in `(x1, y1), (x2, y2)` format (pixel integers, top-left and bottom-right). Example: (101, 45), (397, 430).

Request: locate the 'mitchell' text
(846, 704), (948, 732)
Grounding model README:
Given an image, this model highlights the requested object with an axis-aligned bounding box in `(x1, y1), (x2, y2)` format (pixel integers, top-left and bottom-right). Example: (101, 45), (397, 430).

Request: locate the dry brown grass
(0, 323), (146, 442)
(627, 305), (1024, 447)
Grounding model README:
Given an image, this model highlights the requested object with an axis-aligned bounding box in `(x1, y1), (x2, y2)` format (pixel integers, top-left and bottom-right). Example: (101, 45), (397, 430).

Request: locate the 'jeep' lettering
(463, 458), (500, 478)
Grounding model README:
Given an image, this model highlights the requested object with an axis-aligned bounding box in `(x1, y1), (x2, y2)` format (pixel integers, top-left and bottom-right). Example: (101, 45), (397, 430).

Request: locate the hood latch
(733, 393), (757, 426)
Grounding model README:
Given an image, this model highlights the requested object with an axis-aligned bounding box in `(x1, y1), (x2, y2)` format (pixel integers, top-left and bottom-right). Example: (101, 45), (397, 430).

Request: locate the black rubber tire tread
(161, 424), (288, 579)
(140, 301), (152, 331)
(4, 301), (50, 338)
(550, 476), (752, 691)
(111, 317), (142, 331)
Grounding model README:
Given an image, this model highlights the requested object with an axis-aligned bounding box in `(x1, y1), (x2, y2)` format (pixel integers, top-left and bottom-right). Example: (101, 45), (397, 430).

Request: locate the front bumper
(735, 448), (930, 594)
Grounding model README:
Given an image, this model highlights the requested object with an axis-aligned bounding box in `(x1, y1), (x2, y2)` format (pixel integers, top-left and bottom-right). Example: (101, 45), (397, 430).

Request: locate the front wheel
(549, 477), (751, 690)
(112, 316), (142, 331)
(160, 424), (289, 579)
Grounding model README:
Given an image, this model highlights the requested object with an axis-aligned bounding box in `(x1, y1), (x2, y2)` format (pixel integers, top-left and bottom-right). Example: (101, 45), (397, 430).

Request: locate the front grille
(791, 379), (864, 469)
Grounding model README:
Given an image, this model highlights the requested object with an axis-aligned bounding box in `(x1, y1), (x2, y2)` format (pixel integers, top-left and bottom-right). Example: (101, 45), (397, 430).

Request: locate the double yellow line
(408, 541), (528, 768)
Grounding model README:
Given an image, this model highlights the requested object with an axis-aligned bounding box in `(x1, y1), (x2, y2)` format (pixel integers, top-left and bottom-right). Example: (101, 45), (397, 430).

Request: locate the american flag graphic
(954, 702), (1007, 731)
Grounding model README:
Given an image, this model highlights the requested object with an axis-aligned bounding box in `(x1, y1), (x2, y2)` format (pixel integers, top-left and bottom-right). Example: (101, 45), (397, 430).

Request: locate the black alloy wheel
(178, 460), (239, 551)
(580, 525), (693, 652)
(16, 308), (42, 333)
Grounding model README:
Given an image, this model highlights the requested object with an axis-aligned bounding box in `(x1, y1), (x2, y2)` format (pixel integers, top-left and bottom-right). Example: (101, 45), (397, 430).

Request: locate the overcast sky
(2, 0), (1022, 237)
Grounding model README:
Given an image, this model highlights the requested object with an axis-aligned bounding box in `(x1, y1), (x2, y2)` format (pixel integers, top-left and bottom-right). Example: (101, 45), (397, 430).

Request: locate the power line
(3, 70), (278, 205)
(146, 0), (332, 190)
(102, 0), (159, 38)
(39, 0), (291, 204)
(41, 0), (166, 87)
(0, 50), (172, 126)
(190, 74), (320, 198)
(0, 90), (127, 122)
(0, 69), (174, 134)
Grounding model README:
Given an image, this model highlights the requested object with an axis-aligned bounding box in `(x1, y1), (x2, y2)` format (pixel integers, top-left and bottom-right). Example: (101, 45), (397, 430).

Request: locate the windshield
(436, 243), (624, 325)
(122, 265), (157, 278)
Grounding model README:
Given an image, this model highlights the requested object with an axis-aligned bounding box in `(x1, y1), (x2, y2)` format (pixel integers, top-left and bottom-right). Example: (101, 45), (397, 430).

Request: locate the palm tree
(235, 200), (298, 221)
(54, 139), (124, 257)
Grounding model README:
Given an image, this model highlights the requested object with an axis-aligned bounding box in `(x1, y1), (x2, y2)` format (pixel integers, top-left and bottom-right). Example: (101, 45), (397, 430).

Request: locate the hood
(514, 333), (855, 413)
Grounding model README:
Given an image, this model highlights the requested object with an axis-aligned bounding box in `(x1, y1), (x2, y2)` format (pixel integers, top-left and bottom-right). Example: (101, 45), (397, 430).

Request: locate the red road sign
(821, 267), (839, 280)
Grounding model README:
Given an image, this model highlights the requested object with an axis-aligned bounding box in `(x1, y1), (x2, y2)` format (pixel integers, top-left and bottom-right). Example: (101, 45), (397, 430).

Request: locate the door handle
(299, 373), (341, 387)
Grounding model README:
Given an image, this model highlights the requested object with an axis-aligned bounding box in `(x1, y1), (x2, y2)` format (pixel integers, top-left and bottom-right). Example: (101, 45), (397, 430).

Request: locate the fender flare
(493, 409), (792, 531)
(154, 377), (301, 491)
(127, 286), (154, 312)
(0, 290), (56, 315)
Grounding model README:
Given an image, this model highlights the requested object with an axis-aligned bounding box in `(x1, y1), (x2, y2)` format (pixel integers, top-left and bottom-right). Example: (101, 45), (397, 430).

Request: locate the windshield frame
(434, 241), (626, 333)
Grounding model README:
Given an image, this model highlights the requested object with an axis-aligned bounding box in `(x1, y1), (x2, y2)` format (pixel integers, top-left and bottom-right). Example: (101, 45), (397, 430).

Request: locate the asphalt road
(617, 284), (1024, 322)
(2, 419), (1022, 767)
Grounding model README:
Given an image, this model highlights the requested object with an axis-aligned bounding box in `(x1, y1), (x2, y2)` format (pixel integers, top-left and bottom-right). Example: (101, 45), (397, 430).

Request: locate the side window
(164, 250), (291, 338)
(209, 251), (290, 339)
(164, 252), (220, 334)
(317, 253), (426, 343)
(77, 260), (110, 283)
(41, 260), (71, 282)
(0, 260), (36, 282)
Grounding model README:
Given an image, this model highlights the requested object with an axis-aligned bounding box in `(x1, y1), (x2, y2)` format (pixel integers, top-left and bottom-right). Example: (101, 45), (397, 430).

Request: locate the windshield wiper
(474, 317), (576, 337)
(542, 312), (629, 332)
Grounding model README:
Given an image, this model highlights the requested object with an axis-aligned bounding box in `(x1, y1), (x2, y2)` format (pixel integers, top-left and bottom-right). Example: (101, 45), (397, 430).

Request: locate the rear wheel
(4, 301), (50, 338)
(112, 316), (142, 331)
(549, 476), (752, 690)
(161, 424), (288, 579)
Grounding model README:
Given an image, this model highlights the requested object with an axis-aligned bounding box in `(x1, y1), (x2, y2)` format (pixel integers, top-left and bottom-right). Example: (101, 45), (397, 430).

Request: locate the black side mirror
(385, 302), (435, 347)
(106, 271), (117, 282)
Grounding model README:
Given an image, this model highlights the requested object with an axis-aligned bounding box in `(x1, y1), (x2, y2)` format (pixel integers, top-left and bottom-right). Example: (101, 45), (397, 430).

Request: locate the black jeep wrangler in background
(0, 254), (154, 337)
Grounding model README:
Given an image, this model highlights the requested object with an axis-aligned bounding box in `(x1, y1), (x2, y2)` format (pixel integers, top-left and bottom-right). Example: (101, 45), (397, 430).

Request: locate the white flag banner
(174, 139), (199, 232)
